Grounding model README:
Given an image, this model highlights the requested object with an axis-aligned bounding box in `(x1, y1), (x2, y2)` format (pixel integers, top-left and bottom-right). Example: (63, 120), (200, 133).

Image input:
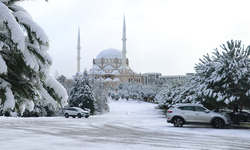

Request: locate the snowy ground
(1, 99), (250, 150)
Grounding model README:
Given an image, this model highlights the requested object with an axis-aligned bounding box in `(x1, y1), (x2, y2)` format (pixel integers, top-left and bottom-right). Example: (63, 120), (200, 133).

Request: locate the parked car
(64, 107), (90, 118)
(166, 103), (230, 128)
(228, 111), (250, 122)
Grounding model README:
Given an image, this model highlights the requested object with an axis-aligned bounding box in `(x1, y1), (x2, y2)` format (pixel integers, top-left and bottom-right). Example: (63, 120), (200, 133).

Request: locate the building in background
(143, 73), (195, 85)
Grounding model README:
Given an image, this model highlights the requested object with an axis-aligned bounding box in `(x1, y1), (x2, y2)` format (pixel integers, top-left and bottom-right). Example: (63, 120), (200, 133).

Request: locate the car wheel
(213, 118), (224, 128)
(65, 113), (69, 118)
(173, 117), (184, 127)
(77, 113), (82, 118)
(85, 115), (89, 118)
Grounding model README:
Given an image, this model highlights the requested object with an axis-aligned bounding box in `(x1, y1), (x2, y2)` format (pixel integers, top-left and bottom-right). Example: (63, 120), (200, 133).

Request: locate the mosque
(75, 16), (193, 89)
(76, 16), (146, 89)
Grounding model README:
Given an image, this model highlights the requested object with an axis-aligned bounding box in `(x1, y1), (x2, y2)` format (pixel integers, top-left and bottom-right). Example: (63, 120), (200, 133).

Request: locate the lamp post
(99, 72), (103, 115)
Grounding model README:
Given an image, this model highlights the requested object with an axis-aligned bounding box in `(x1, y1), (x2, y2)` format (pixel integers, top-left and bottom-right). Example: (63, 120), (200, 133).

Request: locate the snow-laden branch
(12, 7), (49, 45)
(44, 75), (68, 107)
(0, 2), (25, 51)
(0, 55), (7, 74)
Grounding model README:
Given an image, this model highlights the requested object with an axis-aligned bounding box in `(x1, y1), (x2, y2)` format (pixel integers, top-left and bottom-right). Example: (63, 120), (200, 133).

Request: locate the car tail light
(167, 111), (172, 113)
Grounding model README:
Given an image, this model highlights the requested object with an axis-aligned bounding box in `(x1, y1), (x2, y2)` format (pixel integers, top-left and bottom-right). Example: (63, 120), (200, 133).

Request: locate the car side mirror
(205, 110), (210, 113)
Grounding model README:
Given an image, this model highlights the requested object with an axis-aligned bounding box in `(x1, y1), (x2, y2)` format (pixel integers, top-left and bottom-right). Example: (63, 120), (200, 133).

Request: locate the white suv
(64, 107), (90, 118)
(167, 103), (230, 128)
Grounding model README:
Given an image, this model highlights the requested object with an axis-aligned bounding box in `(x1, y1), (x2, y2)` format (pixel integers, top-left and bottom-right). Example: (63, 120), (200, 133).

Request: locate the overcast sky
(20, 0), (250, 78)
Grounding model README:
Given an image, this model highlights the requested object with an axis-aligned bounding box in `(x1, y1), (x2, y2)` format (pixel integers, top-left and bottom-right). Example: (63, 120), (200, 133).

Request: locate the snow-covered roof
(113, 78), (121, 82)
(91, 65), (100, 70)
(112, 70), (120, 75)
(98, 70), (106, 75)
(103, 65), (115, 69)
(118, 65), (130, 69)
(133, 71), (138, 74)
(96, 48), (122, 59)
(90, 70), (99, 74)
(104, 78), (112, 81)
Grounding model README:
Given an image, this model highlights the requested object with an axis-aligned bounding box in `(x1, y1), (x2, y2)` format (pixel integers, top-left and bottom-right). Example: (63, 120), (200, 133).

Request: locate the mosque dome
(96, 48), (122, 59)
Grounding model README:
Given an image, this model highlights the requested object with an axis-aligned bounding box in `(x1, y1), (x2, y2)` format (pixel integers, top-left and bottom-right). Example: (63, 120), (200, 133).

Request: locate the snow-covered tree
(56, 74), (73, 96)
(68, 71), (95, 114)
(115, 81), (160, 102)
(187, 40), (250, 124)
(155, 79), (189, 108)
(140, 84), (160, 102)
(91, 76), (109, 114)
(0, 0), (67, 115)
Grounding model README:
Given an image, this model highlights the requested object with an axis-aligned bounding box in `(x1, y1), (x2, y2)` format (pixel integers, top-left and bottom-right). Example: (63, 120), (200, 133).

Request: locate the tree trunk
(232, 103), (240, 125)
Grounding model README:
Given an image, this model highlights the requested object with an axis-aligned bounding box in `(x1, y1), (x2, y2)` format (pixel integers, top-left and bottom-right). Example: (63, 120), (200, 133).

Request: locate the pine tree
(68, 71), (95, 114)
(188, 40), (250, 124)
(91, 76), (109, 114)
(155, 78), (189, 108)
(0, 0), (68, 115)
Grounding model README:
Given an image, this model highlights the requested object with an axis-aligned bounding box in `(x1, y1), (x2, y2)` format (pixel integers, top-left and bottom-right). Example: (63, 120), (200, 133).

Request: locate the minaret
(77, 27), (81, 73)
(122, 15), (127, 74)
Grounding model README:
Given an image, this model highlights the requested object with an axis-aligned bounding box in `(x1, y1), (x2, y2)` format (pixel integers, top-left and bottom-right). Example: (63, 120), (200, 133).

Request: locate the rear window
(178, 106), (194, 111)
(169, 106), (175, 110)
(195, 106), (206, 112)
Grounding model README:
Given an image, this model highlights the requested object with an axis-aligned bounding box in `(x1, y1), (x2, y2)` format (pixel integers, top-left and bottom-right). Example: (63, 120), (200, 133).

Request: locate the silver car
(166, 103), (230, 128)
(64, 107), (90, 118)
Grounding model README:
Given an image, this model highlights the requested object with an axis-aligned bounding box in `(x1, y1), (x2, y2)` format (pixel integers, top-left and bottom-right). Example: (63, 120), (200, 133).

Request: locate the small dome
(113, 78), (120, 82)
(105, 78), (112, 81)
(90, 70), (99, 74)
(112, 70), (120, 75)
(98, 70), (106, 75)
(91, 65), (100, 70)
(103, 65), (115, 70)
(96, 48), (122, 59)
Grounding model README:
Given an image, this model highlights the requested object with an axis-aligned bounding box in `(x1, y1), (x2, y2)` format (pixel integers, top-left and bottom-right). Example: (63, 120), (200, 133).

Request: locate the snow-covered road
(1, 99), (250, 150)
